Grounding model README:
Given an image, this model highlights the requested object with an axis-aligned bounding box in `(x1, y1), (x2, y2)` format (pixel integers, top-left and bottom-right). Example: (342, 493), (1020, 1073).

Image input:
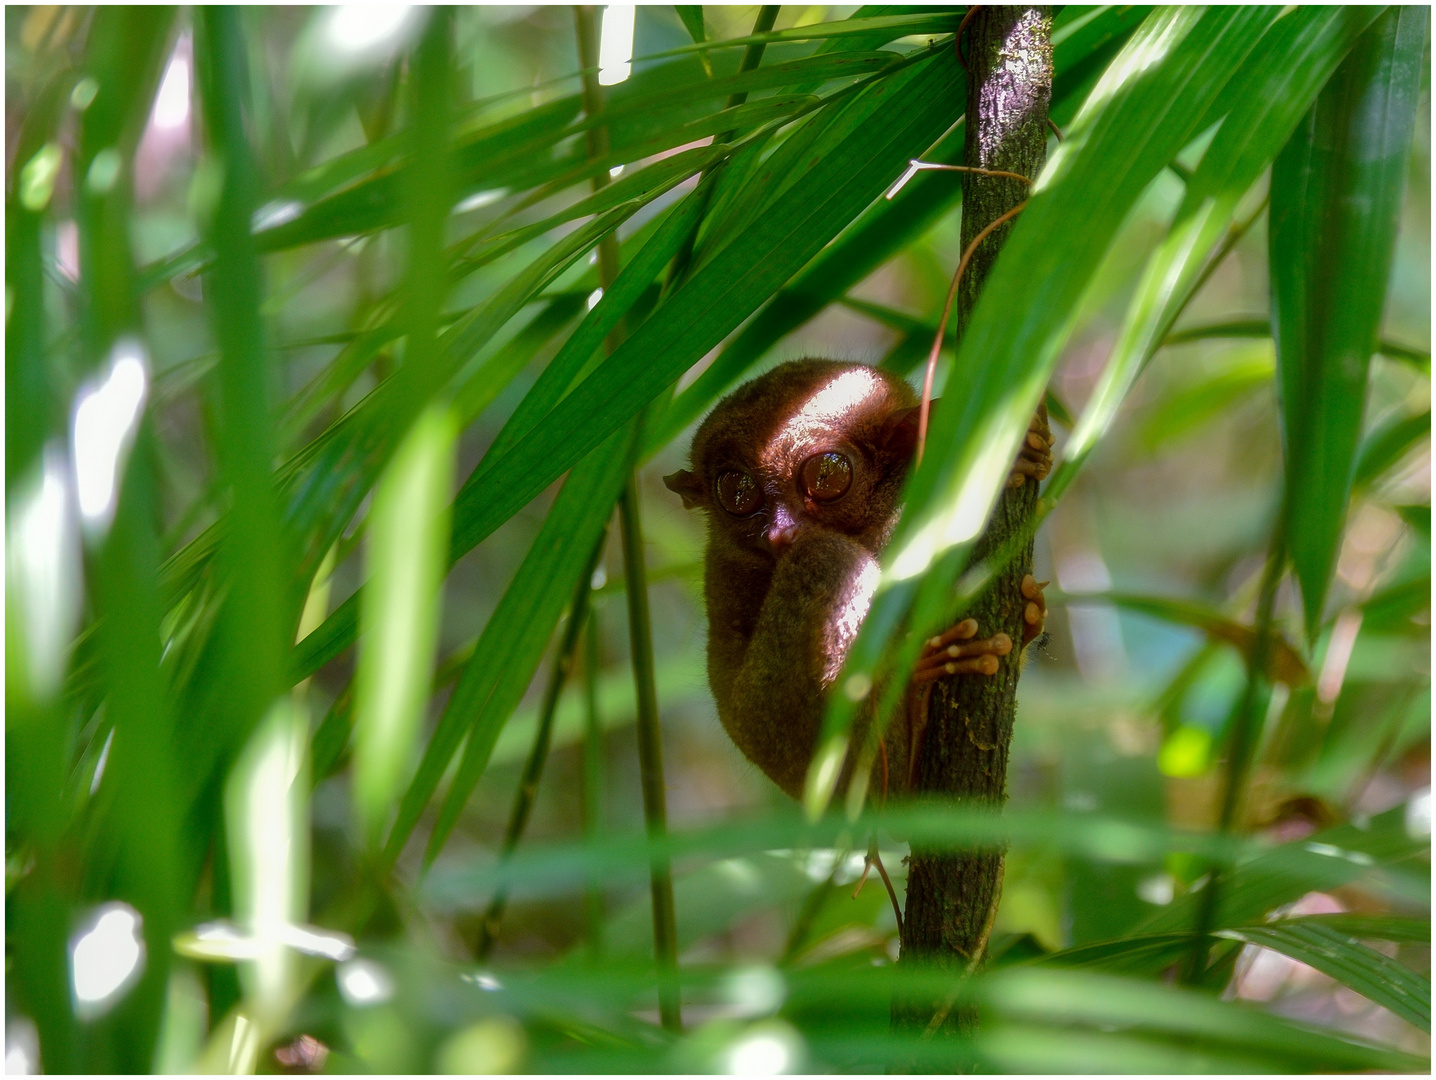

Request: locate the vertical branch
(897, 5), (1052, 1036)
(574, 4), (682, 1033)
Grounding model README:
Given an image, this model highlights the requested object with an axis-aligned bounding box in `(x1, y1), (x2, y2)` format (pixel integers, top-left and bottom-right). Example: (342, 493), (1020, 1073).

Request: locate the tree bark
(897, 5), (1052, 1037)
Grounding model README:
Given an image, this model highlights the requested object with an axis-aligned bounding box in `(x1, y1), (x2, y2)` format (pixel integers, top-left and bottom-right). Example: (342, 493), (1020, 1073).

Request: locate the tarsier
(665, 359), (1052, 801)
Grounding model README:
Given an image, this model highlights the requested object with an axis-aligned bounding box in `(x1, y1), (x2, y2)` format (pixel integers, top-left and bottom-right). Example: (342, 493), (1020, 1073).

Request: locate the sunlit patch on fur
(769, 367), (886, 460)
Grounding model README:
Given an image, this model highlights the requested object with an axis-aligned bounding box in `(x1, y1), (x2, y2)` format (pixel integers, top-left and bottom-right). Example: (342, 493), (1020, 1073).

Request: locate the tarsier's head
(664, 360), (921, 559)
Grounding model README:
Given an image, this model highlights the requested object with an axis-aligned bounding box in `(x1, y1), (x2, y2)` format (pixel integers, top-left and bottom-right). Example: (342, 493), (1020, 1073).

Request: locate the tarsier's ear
(880, 400), (939, 463)
(663, 469), (706, 510)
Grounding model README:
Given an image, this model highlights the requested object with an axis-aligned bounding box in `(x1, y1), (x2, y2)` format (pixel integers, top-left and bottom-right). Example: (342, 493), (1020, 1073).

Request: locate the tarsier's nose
(767, 503), (800, 551)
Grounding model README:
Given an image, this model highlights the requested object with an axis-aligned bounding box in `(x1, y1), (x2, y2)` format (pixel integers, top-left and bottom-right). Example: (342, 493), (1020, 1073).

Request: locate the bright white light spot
(337, 958), (394, 1006)
(726, 1024), (802, 1075)
(152, 54), (190, 130)
(279, 923), (356, 961)
(723, 966), (786, 1017)
(455, 188), (506, 214)
(587, 288), (604, 311)
(326, 5), (415, 53)
(598, 5), (636, 86)
(87, 148), (122, 194)
(90, 728), (114, 794)
(590, 564), (607, 590)
(461, 971), (503, 992)
(252, 200), (303, 233)
(609, 164), (625, 179)
(1136, 872), (1174, 906)
(5, 1017), (38, 1075)
(71, 903), (145, 1017)
(71, 342), (149, 534)
(7, 447), (82, 701)
(1406, 788), (1431, 838)
(1303, 841), (1372, 865)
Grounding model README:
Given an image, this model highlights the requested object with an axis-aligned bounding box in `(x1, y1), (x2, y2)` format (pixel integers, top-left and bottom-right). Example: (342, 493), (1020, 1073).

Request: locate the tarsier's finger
(911, 653), (1000, 684)
(1029, 411), (1053, 445)
(1011, 458), (1050, 478)
(924, 618), (979, 653)
(1020, 573), (1049, 646)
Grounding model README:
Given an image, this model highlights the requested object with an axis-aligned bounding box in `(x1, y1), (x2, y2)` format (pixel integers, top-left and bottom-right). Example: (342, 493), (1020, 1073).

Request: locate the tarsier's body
(666, 360), (1049, 800)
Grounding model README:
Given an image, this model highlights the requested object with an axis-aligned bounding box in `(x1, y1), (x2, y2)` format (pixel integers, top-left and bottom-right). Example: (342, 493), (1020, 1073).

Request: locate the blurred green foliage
(4, 5), (1429, 1073)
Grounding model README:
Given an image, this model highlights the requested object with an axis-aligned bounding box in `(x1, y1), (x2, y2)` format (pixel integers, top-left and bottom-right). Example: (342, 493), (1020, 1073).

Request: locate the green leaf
(812, 6), (1286, 815)
(1270, 5), (1427, 641)
(648, 3), (1144, 453)
(255, 51), (895, 253)
(1395, 504), (1431, 538)
(1138, 805), (1429, 936)
(381, 424), (638, 867)
(1165, 317), (1432, 373)
(979, 967), (1425, 1072)
(1051, 5), (1381, 506)
(1219, 920), (1430, 1031)
(1134, 344), (1275, 452)
(287, 201), (644, 680)
(351, 405), (456, 845)
(442, 48), (963, 567)
(1353, 407), (1430, 490)
(675, 6), (705, 46)
(1270, 913), (1431, 943)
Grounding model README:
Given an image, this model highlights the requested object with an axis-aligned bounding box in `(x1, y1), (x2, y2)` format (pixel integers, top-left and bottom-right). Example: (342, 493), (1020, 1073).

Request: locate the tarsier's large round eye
(800, 452), (853, 502)
(715, 470), (763, 516)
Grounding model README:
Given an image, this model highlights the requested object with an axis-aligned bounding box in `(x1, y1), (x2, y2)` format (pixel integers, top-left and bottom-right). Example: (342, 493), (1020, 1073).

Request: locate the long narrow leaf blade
(1270, 6), (1427, 640)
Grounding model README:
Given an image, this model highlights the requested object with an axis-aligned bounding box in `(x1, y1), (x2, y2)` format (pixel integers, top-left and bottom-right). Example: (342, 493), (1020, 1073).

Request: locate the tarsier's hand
(911, 575), (1048, 685)
(912, 619), (1011, 684)
(1007, 411), (1054, 488)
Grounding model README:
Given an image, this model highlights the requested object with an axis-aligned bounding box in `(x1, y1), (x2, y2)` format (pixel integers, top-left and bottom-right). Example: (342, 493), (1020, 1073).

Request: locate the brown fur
(665, 360), (921, 799)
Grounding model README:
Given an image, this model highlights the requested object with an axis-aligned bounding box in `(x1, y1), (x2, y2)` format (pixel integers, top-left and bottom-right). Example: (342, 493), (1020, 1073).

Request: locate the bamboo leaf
(1219, 921), (1430, 1031)
(1138, 804), (1429, 935)
(1270, 5), (1427, 641)
(351, 405), (455, 846)
(1353, 407), (1430, 490)
(440, 48), (963, 569)
(980, 967), (1425, 1072)
(1050, 5), (1381, 506)
(1270, 913), (1431, 943)
(382, 424), (638, 867)
(649, 3), (1144, 453)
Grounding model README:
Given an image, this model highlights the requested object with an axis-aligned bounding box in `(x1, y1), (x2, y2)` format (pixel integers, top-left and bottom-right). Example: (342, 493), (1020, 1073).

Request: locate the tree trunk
(897, 5), (1052, 1038)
